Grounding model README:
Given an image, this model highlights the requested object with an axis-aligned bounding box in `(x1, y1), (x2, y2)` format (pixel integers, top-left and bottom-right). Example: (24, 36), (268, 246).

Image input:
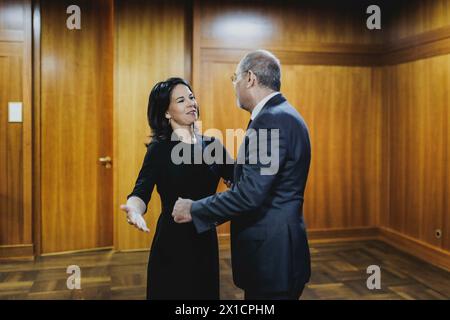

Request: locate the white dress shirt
(250, 91), (281, 120)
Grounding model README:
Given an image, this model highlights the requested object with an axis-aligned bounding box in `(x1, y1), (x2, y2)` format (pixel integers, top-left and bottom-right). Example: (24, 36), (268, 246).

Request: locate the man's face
(232, 65), (247, 110)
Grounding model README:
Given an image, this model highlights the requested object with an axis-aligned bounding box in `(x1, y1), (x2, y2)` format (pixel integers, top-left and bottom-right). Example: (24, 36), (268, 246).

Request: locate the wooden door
(0, 45), (25, 248)
(0, 0), (33, 259)
(39, 0), (113, 254)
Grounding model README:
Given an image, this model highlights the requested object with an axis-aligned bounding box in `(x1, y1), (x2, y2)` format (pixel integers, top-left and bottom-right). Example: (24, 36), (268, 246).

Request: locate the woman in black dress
(120, 78), (233, 300)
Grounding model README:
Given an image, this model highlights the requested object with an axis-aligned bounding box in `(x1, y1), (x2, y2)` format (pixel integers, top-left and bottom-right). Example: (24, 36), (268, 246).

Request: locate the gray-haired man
(172, 50), (312, 300)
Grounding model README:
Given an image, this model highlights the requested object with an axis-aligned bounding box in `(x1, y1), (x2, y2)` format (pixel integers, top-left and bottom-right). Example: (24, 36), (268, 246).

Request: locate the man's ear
(246, 70), (256, 89)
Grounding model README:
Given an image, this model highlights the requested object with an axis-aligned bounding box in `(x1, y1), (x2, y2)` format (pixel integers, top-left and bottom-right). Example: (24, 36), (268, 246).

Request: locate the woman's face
(165, 84), (198, 127)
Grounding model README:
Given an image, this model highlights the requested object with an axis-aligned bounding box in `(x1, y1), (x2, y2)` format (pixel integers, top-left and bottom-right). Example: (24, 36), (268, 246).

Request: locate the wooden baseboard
(217, 226), (379, 248)
(116, 248), (150, 253)
(378, 227), (450, 272)
(307, 227), (379, 243)
(39, 246), (114, 257)
(0, 244), (34, 261)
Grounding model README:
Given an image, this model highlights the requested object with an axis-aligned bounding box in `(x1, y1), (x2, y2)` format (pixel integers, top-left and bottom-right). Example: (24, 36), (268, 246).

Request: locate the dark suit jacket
(191, 93), (311, 292)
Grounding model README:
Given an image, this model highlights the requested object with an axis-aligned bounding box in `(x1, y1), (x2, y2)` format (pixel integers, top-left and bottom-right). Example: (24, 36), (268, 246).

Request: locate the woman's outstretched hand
(120, 203), (150, 233)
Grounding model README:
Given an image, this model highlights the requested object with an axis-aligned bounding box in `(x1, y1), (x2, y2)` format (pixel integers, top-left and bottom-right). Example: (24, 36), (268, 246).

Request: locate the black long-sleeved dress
(127, 135), (234, 300)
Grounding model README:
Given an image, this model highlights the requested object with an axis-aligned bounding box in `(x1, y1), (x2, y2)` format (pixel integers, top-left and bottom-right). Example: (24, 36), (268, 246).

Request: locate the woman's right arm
(120, 141), (160, 232)
(126, 141), (160, 212)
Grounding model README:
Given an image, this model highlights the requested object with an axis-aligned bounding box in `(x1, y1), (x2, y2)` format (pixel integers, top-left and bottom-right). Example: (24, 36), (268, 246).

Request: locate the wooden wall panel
(379, 0), (450, 260)
(0, 0), (33, 259)
(114, 0), (190, 251)
(381, 1), (450, 65)
(197, 0), (385, 48)
(387, 0), (450, 42)
(197, 58), (382, 232)
(40, 0), (113, 254)
(382, 55), (450, 251)
(283, 65), (382, 229)
(192, 0), (388, 91)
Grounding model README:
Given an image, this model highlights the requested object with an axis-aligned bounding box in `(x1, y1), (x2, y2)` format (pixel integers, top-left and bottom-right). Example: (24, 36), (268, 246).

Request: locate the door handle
(99, 156), (112, 169)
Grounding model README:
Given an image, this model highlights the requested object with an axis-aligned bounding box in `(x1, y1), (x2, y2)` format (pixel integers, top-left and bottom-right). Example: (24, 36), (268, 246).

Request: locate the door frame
(32, 0), (42, 256)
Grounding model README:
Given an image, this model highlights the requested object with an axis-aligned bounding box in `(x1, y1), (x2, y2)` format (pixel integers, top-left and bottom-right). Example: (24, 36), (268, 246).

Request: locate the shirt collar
(250, 92), (281, 120)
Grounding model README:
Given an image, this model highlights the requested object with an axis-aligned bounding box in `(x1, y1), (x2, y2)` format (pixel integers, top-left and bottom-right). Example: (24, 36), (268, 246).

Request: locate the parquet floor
(0, 240), (448, 300)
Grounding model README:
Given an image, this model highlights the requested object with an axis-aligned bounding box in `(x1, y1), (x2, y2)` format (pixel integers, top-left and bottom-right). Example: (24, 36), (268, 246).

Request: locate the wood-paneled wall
(114, 0), (191, 251)
(39, 0), (114, 254)
(381, 1), (450, 66)
(200, 0), (386, 44)
(0, 0), (33, 259)
(387, 0), (450, 41)
(283, 66), (383, 229)
(379, 0), (450, 261)
(381, 56), (450, 251)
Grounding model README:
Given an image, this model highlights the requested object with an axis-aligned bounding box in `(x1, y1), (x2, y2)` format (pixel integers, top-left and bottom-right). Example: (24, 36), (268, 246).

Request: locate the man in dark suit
(172, 50), (311, 300)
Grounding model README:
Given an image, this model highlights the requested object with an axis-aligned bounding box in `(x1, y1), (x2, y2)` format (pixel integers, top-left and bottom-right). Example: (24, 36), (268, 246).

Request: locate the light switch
(8, 102), (22, 123)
